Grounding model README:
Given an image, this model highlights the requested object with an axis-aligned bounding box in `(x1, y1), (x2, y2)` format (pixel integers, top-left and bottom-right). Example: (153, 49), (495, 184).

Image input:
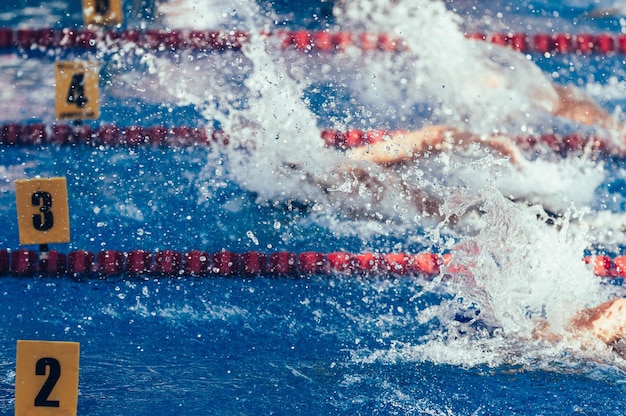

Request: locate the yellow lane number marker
(83, 0), (123, 26)
(15, 340), (80, 415)
(54, 61), (100, 121)
(15, 178), (70, 245)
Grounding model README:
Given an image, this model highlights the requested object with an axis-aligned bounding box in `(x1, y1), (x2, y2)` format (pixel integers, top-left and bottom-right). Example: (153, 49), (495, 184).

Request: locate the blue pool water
(2, 0), (626, 414)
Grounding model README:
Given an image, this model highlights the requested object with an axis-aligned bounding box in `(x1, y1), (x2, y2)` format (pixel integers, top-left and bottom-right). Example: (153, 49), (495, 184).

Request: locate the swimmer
(327, 88), (616, 221)
(318, 126), (516, 222)
(533, 298), (626, 358)
(346, 84), (619, 168)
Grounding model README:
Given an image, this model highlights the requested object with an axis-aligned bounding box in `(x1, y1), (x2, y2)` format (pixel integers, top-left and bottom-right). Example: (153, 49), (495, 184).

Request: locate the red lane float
(97, 250), (124, 275)
(354, 252), (384, 273)
(0, 249), (623, 279)
(384, 253), (411, 274)
(0, 27), (624, 55)
(40, 250), (67, 276)
(184, 250), (210, 275)
(126, 250), (152, 276)
(241, 251), (267, 276)
(0, 249), (9, 275)
(269, 251), (297, 276)
(613, 256), (626, 276)
(327, 251), (354, 273)
(298, 251), (325, 275)
(413, 253), (442, 276)
(11, 249), (38, 276)
(152, 250), (181, 276)
(212, 251), (239, 276)
(585, 255), (614, 277)
(68, 250), (94, 275)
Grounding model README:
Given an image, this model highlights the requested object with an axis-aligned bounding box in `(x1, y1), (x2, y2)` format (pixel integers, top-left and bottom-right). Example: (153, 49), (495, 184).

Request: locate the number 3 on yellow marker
(54, 61), (100, 121)
(15, 341), (80, 416)
(15, 178), (70, 245)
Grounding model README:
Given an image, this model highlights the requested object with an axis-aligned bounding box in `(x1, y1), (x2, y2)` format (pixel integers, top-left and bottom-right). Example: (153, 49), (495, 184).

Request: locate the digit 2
(34, 357), (61, 407)
(32, 191), (54, 231)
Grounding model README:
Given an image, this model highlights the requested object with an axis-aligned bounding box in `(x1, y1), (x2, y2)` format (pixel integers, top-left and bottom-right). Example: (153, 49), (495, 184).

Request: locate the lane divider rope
(0, 123), (616, 156)
(0, 248), (622, 279)
(0, 27), (623, 55)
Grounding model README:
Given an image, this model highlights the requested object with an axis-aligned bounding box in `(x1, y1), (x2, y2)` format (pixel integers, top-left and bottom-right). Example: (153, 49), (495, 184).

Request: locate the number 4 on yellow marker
(83, 0), (123, 26)
(15, 178), (70, 245)
(15, 341), (80, 416)
(54, 61), (100, 121)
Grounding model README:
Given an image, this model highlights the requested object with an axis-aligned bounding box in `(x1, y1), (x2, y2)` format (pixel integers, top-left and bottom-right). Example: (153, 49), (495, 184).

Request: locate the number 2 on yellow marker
(15, 340), (80, 416)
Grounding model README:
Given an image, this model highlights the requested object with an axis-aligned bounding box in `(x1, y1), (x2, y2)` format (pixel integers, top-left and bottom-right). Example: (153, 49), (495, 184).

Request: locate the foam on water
(211, 31), (344, 205)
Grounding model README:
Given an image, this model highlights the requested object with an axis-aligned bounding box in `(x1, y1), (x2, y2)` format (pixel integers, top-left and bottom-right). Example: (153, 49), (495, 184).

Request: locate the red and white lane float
(0, 248), (623, 279)
(0, 123), (617, 157)
(0, 27), (624, 55)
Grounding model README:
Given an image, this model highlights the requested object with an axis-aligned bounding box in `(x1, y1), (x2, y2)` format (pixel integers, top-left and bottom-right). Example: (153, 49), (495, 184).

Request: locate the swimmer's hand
(569, 298), (626, 345)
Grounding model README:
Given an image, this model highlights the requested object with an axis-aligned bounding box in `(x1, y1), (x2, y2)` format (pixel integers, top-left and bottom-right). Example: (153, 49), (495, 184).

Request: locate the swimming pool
(1, 0), (626, 414)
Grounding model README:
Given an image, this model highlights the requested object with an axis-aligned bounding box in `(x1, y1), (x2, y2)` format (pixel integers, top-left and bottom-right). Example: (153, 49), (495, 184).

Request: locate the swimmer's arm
(573, 298), (626, 344)
(347, 126), (469, 164)
(552, 84), (617, 129)
(347, 126), (521, 165)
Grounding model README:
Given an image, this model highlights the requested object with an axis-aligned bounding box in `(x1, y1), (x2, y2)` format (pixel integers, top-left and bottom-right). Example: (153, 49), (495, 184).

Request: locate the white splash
(214, 29), (344, 204)
(445, 190), (606, 335)
(333, 0), (559, 135)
